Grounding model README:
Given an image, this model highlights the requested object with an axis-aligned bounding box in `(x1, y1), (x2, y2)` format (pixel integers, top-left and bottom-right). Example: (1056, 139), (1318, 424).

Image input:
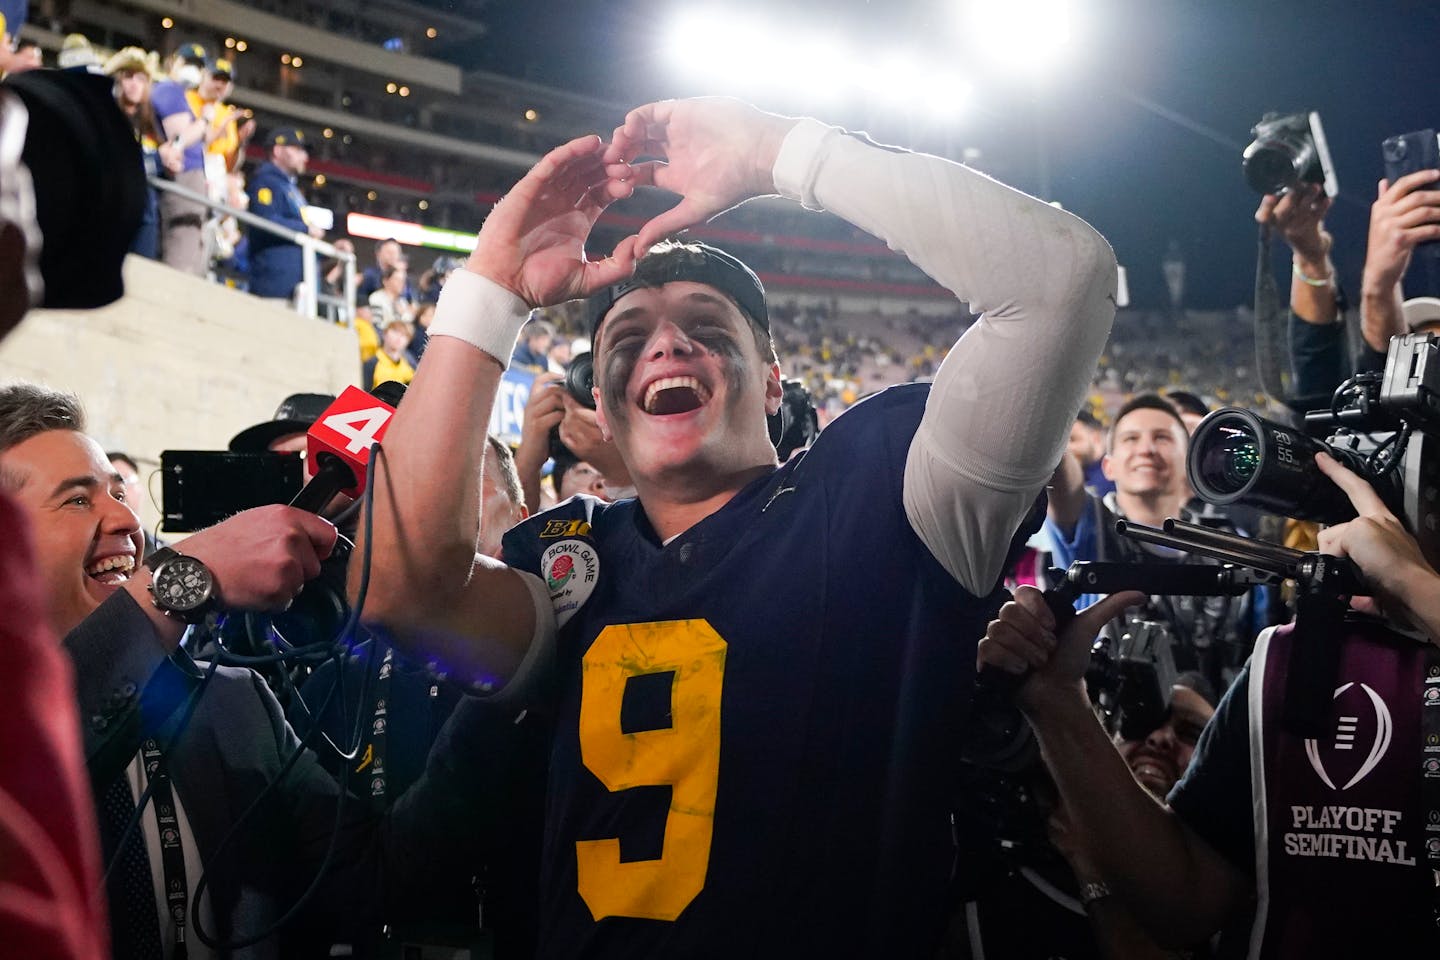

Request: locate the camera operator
(982, 449), (1440, 955)
(1047, 394), (1268, 692)
(513, 357), (635, 513)
(1253, 171), (1440, 413)
(952, 672), (1220, 960)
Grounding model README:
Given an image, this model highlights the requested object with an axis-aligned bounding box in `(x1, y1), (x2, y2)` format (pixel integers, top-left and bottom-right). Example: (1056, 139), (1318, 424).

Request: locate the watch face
(155, 556), (213, 612)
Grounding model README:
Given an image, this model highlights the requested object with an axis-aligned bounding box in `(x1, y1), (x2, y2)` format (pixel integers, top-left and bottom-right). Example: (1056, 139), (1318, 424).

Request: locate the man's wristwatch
(144, 547), (216, 623)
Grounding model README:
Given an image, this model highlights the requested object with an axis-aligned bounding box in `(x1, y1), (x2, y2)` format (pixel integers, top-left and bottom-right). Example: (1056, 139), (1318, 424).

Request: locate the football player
(357, 96), (1118, 956)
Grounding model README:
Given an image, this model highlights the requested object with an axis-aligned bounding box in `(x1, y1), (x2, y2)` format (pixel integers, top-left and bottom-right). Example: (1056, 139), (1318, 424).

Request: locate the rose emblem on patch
(548, 553), (575, 590)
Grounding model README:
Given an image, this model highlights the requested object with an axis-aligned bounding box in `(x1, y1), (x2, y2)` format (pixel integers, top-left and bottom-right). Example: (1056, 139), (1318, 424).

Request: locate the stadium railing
(149, 176), (358, 327)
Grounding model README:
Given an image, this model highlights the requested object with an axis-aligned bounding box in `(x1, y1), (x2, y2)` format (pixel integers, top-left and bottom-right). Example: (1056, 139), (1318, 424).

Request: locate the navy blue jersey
(503, 384), (1007, 958)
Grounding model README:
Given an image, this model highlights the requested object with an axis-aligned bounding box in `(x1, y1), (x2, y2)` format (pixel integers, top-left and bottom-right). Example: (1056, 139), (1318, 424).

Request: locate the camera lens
(564, 352), (596, 409)
(1193, 420), (1261, 495)
(1188, 408), (1363, 525)
(1241, 115), (1320, 196)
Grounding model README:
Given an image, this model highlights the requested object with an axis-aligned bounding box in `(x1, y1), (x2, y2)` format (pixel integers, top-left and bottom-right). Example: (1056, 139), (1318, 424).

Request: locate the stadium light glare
(418, 200), (429, 210)
(768, 34), (850, 103)
(291, 56), (303, 68)
(281, 53), (292, 65)
(860, 52), (927, 106)
(959, 0), (1080, 75)
(224, 37), (235, 48)
(367, 190), (378, 201)
(161, 17), (173, 28)
(313, 174), (326, 187)
(426, 27), (438, 39)
(398, 86), (411, 97)
(661, 9), (723, 71)
(236, 40), (248, 51)
(385, 82), (398, 94)
(664, 10), (850, 104)
(920, 73), (974, 122)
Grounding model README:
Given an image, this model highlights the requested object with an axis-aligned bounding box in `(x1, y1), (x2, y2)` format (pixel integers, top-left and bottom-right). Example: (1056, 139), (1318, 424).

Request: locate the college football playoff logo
(1304, 681), (1392, 791)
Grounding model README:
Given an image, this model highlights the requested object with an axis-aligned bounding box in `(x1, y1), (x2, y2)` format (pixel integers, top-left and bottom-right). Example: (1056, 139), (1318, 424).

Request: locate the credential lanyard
(141, 738), (189, 960)
(360, 648), (393, 810)
(1421, 648), (1440, 930)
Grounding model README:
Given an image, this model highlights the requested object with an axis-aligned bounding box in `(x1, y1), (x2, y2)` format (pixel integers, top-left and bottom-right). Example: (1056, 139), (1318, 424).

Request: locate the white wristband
(428, 268), (533, 370)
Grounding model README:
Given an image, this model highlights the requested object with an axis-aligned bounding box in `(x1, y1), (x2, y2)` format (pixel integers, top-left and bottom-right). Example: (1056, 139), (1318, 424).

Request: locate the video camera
(1189, 332), (1440, 568)
(959, 336), (1440, 863)
(1242, 110), (1338, 198)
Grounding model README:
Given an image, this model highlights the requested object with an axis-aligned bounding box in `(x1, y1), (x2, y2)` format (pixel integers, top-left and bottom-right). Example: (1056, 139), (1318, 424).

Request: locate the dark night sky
(448, 0), (1440, 310)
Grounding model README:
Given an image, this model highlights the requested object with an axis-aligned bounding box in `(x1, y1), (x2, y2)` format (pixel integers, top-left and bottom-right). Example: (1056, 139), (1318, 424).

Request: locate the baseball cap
(229, 393), (335, 451)
(209, 56), (235, 80)
(1402, 296), (1440, 333)
(174, 41), (208, 65)
(267, 127), (308, 149)
(585, 242), (768, 341)
(56, 33), (99, 71)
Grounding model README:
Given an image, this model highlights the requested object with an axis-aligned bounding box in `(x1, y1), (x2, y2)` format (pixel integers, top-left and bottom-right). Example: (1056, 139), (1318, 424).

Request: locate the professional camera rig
(961, 333), (1440, 867)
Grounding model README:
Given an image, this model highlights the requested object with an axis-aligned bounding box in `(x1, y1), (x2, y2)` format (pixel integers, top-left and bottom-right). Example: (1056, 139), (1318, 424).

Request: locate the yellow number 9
(576, 619), (727, 921)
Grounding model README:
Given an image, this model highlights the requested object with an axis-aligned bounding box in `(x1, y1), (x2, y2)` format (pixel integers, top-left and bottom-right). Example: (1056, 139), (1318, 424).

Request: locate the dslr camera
(1242, 110), (1338, 198)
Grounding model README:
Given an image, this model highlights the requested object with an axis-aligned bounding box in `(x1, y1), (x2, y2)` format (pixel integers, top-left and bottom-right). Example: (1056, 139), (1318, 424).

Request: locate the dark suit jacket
(65, 591), (518, 958)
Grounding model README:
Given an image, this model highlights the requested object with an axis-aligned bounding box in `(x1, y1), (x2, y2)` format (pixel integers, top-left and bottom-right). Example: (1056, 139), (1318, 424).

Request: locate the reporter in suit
(0, 383), (504, 958)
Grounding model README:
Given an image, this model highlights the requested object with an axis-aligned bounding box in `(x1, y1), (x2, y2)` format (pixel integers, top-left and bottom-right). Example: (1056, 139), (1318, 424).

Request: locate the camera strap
(141, 738), (189, 960)
(1254, 223), (1293, 406)
(1421, 648), (1440, 925)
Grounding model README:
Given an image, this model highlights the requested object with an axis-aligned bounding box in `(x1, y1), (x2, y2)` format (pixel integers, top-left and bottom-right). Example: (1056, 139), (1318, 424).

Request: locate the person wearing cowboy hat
(105, 46), (179, 261)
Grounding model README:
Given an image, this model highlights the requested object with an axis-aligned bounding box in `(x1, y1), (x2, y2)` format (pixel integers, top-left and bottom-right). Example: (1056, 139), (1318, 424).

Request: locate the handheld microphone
(289, 382), (406, 513)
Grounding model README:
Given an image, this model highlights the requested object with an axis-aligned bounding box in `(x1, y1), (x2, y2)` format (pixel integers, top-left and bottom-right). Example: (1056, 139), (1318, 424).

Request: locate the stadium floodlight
(857, 54), (971, 126)
(957, 0), (1080, 77)
(663, 9), (847, 104)
(860, 52), (933, 107)
(919, 72), (974, 122)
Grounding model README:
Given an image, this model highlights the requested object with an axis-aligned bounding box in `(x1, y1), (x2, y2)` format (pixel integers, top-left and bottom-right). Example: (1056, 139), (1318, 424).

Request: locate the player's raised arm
(771, 117), (1115, 593)
(611, 98), (1117, 594)
(354, 135), (639, 687)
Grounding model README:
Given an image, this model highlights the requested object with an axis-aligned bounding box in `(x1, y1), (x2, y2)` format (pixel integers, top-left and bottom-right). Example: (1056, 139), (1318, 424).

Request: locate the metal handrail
(149, 175), (357, 327)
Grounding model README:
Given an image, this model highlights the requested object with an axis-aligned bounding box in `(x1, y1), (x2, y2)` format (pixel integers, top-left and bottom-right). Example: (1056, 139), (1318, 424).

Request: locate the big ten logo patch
(542, 539), (599, 627)
(541, 519), (593, 539)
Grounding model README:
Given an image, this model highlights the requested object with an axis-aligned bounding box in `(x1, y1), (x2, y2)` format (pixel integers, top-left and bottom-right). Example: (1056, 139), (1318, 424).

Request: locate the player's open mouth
(641, 376), (710, 416)
(86, 553), (135, 585)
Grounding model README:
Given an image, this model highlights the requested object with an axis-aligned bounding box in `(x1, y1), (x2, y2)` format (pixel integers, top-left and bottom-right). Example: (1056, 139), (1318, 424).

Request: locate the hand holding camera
(1313, 451), (1440, 633)
(1362, 167), (1440, 296)
(979, 587), (1146, 721)
(1255, 182), (1332, 271)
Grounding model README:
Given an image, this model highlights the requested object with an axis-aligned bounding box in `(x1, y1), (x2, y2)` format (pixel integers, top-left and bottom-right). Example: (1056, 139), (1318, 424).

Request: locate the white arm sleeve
(772, 120), (1117, 595)
(465, 568), (558, 707)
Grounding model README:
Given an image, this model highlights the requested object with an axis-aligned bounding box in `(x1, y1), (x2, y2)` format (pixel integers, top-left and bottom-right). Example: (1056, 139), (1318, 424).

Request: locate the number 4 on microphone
(324, 405), (392, 454)
(308, 386), (397, 469)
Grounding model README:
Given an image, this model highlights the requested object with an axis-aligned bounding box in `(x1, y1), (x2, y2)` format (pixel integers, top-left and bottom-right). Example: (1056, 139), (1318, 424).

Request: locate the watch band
(143, 546), (179, 573)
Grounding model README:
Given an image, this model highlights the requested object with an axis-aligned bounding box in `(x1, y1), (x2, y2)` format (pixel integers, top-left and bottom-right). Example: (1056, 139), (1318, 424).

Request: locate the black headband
(585, 242), (768, 340)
